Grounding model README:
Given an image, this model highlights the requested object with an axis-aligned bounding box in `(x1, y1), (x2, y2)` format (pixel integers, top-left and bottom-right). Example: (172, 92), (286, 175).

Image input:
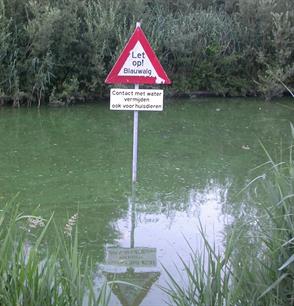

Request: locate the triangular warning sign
(105, 24), (171, 85)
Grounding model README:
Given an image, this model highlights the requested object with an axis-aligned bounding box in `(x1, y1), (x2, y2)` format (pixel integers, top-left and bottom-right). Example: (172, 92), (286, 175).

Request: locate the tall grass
(163, 125), (294, 305)
(161, 226), (244, 306)
(0, 202), (109, 306)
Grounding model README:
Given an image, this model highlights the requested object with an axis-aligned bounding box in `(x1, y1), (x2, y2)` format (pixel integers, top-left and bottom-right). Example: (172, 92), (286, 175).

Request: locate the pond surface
(0, 98), (293, 305)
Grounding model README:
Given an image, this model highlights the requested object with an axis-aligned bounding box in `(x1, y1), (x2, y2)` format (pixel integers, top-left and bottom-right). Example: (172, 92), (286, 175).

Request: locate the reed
(0, 202), (109, 306)
(161, 226), (244, 306)
(163, 125), (294, 305)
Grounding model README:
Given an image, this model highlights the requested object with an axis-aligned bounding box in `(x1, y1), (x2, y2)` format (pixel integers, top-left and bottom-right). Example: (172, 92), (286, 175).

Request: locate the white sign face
(105, 247), (157, 268)
(110, 88), (163, 111)
(118, 41), (165, 84)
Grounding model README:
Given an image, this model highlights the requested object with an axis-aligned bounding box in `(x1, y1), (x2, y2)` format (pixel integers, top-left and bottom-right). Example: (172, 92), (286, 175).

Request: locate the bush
(0, 0), (293, 105)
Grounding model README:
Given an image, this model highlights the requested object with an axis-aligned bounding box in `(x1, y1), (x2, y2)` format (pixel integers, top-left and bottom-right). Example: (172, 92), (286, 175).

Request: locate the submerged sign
(110, 89), (163, 111)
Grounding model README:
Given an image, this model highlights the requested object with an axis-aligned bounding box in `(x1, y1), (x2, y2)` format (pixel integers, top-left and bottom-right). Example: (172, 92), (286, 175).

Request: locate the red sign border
(105, 26), (171, 85)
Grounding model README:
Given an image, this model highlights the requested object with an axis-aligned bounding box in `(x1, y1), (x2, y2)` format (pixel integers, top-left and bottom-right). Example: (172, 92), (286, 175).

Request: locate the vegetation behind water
(0, 0), (293, 106)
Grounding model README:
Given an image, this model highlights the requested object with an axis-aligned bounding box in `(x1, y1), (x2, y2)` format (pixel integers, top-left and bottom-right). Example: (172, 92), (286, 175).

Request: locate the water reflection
(101, 180), (230, 306)
(102, 187), (160, 306)
(104, 268), (160, 306)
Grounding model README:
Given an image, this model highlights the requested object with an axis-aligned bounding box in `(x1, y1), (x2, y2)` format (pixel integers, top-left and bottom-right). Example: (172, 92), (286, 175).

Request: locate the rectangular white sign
(110, 89), (163, 111)
(106, 247), (157, 267)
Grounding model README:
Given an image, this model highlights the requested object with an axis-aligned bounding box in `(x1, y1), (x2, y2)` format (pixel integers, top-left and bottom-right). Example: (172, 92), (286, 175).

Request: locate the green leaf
(290, 122), (294, 139)
(258, 273), (289, 299)
(282, 237), (294, 247)
(278, 254), (294, 271)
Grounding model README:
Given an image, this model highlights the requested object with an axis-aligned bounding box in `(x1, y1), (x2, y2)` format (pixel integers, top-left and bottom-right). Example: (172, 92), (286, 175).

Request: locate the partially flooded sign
(105, 247), (157, 268)
(110, 89), (163, 111)
(105, 22), (171, 183)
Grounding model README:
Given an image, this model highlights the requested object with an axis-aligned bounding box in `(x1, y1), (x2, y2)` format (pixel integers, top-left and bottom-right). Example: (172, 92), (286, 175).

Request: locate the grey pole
(130, 184), (136, 248)
(131, 21), (141, 184)
(132, 84), (139, 183)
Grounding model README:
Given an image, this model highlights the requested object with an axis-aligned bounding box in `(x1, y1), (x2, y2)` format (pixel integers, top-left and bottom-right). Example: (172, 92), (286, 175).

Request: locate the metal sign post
(105, 21), (171, 184)
(132, 84), (139, 183)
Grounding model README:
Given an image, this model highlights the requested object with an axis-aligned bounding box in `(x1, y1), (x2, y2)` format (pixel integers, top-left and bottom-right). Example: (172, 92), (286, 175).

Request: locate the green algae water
(0, 98), (293, 305)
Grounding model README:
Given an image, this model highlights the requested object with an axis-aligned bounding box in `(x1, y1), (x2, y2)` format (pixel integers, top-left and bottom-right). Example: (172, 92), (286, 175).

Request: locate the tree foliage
(0, 0), (293, 106)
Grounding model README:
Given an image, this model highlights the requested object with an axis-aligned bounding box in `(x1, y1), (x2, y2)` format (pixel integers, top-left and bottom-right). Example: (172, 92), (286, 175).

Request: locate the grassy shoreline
(164, 128), (294, 305)
(0, 204), (109, 306)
